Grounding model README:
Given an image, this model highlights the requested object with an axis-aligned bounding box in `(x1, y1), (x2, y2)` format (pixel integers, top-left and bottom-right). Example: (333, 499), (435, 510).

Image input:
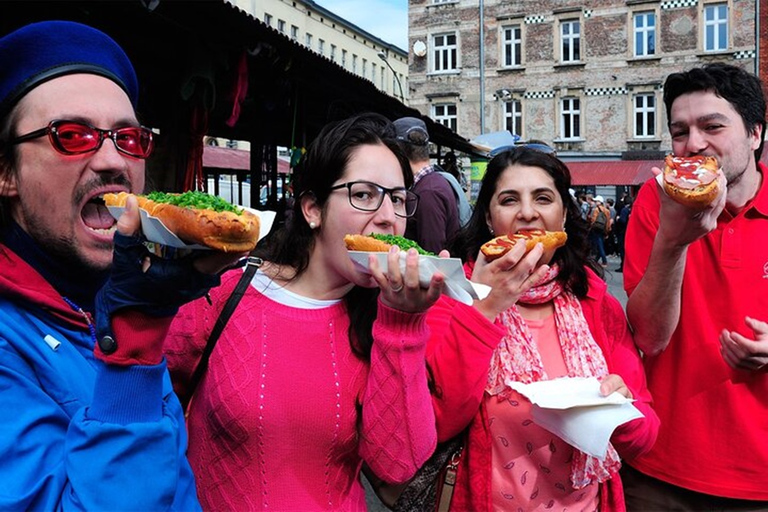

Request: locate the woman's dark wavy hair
(663, 63), (767, 163)
(255, 112), (412, 359)
(449, 146), (600, 298)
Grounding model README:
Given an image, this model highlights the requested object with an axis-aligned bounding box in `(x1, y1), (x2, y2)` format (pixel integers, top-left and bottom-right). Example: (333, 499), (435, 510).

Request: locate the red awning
(566, 160), (659, 186)
(202, 146), (290, 174)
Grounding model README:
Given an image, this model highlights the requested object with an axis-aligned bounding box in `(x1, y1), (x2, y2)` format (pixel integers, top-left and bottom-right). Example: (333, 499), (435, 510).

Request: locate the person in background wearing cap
(0, 20), (241, 510)
(394, 117), (460, 253)
(588, 195), (611, 267)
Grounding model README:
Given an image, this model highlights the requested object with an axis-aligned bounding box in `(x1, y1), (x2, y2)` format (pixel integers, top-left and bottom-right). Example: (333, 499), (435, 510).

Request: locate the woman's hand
(369, 246), (445, 313)
(470, 240), (550, 321)
(599, 374), (633, 399)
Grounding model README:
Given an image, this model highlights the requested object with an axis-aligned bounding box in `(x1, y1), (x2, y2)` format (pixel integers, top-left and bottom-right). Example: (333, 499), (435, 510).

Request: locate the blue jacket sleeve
(0, 317), (201, 511)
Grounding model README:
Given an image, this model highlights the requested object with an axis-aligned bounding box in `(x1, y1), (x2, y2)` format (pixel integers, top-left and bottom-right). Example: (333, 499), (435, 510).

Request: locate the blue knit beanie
(0, 20), (139, 117)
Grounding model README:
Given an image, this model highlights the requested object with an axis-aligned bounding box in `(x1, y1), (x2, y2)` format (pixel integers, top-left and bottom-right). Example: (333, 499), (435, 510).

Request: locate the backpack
(592, 207), (608, 232)
(437, 171), (473, 227)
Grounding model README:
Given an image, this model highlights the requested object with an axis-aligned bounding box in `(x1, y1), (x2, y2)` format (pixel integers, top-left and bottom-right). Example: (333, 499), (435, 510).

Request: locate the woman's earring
(309, 221), (317, 229)
(488, 226), (494, 236)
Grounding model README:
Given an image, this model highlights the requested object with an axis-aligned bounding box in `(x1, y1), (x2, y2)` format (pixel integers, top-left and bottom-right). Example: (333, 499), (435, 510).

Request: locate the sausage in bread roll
(480, 229), (567, 262)
(104, 191), (260, 252)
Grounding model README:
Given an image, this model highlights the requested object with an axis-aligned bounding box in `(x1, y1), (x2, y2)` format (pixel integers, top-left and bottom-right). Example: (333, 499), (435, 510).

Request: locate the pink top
(426, 268), (660, 512)
(488, 315), (599, 511)
(165, 270), (437, 511)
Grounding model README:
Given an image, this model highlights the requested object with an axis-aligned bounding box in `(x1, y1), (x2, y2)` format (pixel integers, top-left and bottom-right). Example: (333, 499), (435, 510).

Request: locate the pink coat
(425, 267), (659, 511)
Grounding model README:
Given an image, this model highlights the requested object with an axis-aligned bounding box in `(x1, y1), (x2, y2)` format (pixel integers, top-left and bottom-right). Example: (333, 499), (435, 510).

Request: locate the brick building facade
(408, 0), (761, 193)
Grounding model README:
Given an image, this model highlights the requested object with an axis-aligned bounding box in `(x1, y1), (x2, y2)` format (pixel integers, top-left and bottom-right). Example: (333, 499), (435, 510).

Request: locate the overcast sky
(314, 0), (408, 50)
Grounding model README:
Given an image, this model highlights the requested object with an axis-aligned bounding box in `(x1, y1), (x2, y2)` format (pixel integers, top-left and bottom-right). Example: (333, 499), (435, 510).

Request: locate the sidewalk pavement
(604, 254), (628, 309)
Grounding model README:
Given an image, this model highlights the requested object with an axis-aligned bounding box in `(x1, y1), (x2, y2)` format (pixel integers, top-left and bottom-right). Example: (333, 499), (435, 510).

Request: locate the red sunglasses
(10, 119), (154, 159)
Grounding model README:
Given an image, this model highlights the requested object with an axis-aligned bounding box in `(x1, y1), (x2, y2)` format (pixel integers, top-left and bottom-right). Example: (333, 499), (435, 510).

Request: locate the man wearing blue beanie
(0, 21), (241, 510)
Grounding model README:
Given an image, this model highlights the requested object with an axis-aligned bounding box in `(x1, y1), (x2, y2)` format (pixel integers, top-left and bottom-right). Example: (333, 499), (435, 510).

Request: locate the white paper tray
(347, 251), (490, 305)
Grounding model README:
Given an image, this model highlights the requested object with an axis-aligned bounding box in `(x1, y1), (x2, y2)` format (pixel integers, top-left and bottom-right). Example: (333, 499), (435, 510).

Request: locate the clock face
(413, 40), (427, 57)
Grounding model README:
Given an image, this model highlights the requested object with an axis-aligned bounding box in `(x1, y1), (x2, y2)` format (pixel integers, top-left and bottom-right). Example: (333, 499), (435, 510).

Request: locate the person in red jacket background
(425, 146), (659, 511)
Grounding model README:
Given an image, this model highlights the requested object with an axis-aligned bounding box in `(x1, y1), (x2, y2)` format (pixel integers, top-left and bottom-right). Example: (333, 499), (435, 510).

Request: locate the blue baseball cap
(0, 20), (139, 116)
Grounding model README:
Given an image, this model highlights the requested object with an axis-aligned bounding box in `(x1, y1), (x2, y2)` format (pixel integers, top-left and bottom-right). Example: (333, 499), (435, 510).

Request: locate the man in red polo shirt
(622, 63), (768, 509)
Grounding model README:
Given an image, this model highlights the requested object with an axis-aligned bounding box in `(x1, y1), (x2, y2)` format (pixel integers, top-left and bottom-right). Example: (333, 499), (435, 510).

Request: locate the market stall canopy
(0, 0), (476, 155)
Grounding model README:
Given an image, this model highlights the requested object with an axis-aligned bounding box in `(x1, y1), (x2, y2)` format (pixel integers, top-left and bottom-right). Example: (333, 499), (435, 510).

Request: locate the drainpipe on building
(756, 0), (760, 76)
(479, 0), (485, 134)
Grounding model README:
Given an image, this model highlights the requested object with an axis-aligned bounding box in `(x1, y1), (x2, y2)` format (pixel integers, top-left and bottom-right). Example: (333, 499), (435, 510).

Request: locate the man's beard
(23, 214), (113, 275)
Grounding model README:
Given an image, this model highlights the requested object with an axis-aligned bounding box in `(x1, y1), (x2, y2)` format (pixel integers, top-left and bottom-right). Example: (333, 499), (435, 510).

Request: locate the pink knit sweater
(166, 270), (437, 511)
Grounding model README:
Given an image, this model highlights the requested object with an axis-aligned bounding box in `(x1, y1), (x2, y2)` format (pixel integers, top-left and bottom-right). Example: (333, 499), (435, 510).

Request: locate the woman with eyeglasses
(165, 113), (446, 510)
(424, 147), (659, 511)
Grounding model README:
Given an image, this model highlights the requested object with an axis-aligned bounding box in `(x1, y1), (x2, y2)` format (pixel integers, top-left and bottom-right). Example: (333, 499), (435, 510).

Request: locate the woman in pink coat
(425, 146), (659, 511)
(166, 113), (444, 510)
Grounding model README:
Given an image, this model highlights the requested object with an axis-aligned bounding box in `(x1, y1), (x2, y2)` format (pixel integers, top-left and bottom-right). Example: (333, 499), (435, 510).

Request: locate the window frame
(559, 97), (581, 140)
(501, 23), (523, 68)
(432, 103), (458, 132)
(633, 10), (656, 57)
(632, 92), (657, 139)
(559, 19), (581, 63)
(702, 2), (729, 52)
(431, 32), (459, 73)
(503, 99), (523, 137)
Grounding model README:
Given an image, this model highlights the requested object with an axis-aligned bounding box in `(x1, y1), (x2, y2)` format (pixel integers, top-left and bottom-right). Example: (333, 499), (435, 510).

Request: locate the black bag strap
(186, 256), (262, 403)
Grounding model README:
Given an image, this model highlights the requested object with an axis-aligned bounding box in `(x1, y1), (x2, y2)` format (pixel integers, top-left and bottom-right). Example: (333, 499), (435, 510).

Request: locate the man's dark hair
(663, 63), (767, 162)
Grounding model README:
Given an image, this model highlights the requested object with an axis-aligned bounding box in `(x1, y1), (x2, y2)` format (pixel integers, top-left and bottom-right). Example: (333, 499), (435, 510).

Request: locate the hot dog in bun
(344, 233), (433, 255)
(480, 229), (567, 262)
(662, 154), (720, 210)
(104, 191), (260, 252)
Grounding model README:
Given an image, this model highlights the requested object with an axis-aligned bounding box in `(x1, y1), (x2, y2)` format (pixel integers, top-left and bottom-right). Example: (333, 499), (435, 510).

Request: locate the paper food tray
(107, 205), (275, 250)
(347, 251), (489, 305)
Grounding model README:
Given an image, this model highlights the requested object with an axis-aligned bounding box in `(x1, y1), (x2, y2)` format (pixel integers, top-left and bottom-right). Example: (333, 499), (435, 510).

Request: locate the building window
(306, 33), (313, 47)
(432, 32), (458, 72)
(502, 25), (522, 67)
(330, 44), (337, 62)
(704, 3), (728, 52)
(432, 0), (453, 3)
(352, 54), (358, 73)
(318, 39), (325, 55)
(362, 59), (368, 78)
(560, 20), (580, 63)
(263, 13), (272, 26)
(433, 103), (457, 132)
(381, 66), (386, 89)
(634, 93), (656, 138)
(503, 100), (523, 137)
(290, 25), (299, 40)
(277, 19), (285, 33)
(633, 12), (655, 57)
(560, 98), (581, 139)
(342, 49), (347, 68)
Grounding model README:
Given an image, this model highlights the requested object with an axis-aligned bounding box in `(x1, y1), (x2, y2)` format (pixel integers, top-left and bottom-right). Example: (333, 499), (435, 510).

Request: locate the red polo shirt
(623, 163), (768, 499)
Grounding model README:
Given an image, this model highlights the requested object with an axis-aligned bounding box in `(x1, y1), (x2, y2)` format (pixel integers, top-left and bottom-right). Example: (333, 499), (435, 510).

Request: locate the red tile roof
(566, 160), (659, 186)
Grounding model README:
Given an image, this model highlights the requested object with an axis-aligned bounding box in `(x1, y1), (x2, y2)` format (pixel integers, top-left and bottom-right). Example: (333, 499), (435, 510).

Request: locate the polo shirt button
(99, 335), (117, 354)
(728, 228), (734, 234)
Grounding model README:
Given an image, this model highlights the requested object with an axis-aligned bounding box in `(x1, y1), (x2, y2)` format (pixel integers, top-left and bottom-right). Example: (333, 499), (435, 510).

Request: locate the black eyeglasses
(10, 120), (154, 159)
(329, 180), (419, 218)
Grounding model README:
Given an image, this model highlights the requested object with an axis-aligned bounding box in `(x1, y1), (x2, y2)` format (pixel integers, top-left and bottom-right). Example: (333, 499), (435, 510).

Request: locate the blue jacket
(0, 244), (200, 511)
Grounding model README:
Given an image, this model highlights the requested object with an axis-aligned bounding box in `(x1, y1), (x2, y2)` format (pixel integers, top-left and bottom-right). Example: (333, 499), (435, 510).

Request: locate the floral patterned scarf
(485, 264), (621, 489)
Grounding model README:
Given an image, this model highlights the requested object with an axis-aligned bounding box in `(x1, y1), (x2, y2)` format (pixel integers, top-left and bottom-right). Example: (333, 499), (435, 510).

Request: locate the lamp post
(377, 51), (405, 102)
